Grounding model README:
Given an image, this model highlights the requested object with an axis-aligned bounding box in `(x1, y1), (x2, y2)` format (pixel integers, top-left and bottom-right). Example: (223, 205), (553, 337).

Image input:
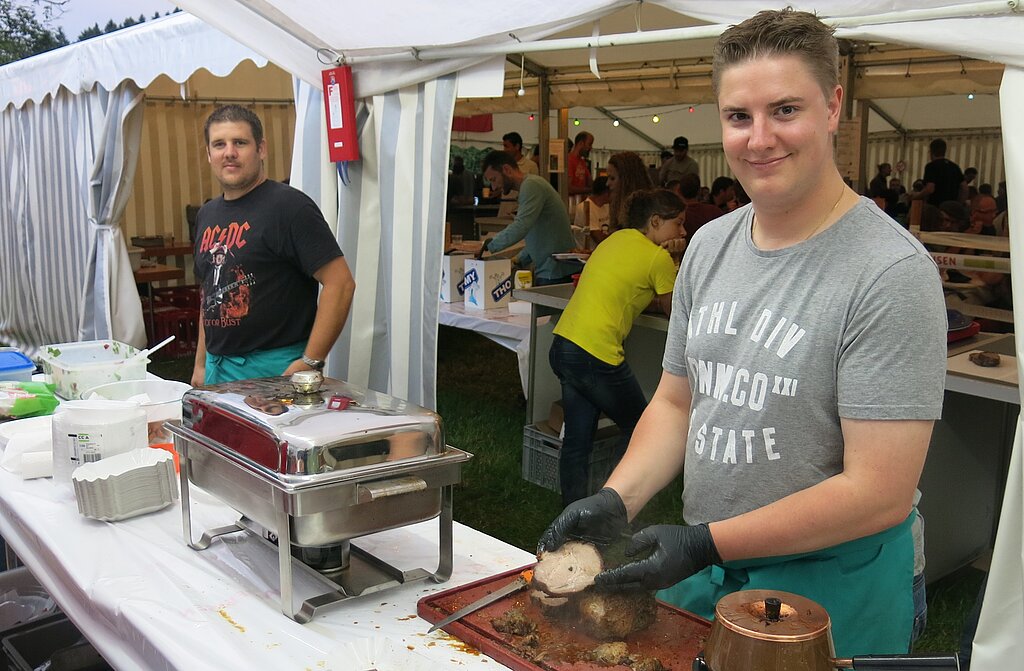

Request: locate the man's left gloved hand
(594, 523), (721, 591)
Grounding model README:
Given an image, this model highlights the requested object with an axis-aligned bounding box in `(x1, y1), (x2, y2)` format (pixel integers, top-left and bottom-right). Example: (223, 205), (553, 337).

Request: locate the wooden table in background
(134, 263), (186, 346)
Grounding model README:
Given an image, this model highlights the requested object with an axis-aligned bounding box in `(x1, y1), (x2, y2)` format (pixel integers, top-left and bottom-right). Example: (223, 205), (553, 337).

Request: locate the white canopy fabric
(0, 14), (271, 356)
(172, 2), (1023, 668)
(0, 13), (268, 109)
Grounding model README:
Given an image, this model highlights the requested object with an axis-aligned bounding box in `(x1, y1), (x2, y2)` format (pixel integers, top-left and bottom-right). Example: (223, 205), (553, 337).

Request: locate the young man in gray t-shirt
(538, 9), (946, 658)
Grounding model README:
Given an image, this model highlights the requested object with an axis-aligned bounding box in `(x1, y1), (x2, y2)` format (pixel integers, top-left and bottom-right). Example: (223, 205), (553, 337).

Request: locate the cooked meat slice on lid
(532, 541), (604, 595)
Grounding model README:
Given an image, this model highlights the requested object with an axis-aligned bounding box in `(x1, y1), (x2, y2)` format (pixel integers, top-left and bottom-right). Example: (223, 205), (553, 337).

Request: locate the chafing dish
(168, 374), (471, 623)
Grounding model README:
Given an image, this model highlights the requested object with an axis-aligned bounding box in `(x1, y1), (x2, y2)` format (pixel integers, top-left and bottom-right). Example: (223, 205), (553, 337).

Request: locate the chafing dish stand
(173, 423), (464, 623)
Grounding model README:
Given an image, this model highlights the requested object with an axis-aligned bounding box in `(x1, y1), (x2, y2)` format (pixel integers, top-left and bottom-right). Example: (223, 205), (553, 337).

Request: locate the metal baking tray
(418, 566), (712, 670)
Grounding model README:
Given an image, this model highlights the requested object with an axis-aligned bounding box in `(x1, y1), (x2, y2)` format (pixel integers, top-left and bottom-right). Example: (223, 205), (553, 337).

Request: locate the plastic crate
(521, 423), (620, 495)
(1, 616), (109, 671)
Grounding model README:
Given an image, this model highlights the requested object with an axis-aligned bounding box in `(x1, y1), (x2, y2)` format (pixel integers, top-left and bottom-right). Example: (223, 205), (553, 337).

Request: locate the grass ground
(152, 326), (981, 656)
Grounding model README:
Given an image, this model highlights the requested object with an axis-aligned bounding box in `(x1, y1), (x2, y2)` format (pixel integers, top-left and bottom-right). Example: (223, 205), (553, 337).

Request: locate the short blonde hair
(712, 8), (839, 99)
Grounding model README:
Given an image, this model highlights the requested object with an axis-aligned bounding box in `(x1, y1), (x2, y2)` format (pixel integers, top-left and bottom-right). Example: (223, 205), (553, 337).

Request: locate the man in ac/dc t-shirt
(192, 105), (355, 386)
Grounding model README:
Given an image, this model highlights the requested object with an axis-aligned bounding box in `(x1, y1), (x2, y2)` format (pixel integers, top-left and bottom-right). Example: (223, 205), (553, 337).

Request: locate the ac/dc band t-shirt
(194, 179), (343, 356)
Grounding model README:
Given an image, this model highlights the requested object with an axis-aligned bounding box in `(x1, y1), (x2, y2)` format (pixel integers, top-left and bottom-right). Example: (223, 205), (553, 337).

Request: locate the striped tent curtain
(79, 82), (146, 347)
(0, 85), (143, 356)
(292, 74), (457, 409)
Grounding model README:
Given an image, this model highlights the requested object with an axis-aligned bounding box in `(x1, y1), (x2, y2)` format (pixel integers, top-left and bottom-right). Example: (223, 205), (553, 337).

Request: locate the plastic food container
(38, 340), (148, 400)
(84, 379), (191, 470)
(0, 350), (34, 382)
(50, 400), (147, 486)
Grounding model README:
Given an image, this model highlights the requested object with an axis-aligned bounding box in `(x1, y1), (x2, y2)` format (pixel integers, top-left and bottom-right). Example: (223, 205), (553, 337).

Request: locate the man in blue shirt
(478, 151), (579, 285)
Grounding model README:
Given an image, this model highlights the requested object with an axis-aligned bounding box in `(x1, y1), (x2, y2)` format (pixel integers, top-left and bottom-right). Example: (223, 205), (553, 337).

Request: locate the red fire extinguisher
(321, 65), (359, 164)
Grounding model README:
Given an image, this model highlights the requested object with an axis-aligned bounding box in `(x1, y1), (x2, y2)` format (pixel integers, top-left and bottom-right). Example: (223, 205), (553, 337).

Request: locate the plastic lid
(0, 351), (34, 373)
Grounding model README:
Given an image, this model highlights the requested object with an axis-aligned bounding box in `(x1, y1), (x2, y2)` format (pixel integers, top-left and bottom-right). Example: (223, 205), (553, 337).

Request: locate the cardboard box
(463, 258), (513, 310)
(440, 253), (470, 303)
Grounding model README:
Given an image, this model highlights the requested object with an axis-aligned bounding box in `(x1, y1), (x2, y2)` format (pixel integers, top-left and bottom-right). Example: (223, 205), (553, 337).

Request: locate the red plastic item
(417, 565), (712, 670)
(948, 321), (981, 343)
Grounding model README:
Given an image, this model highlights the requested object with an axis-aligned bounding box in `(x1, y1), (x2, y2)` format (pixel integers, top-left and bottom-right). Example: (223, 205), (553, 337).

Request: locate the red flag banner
(452, 114), (493, 132)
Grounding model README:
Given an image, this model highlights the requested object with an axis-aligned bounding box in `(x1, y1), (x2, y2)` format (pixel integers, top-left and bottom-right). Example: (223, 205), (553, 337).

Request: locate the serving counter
(514, 284), (1020, 583)
(0, 461), (531, 669)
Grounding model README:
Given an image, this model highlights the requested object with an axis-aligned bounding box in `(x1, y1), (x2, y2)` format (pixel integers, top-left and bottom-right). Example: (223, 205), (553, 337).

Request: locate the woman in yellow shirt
(549, 189), (684, 505)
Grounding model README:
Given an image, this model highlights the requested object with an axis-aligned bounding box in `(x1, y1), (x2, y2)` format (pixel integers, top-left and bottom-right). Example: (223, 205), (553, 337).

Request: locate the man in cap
(658, 135), (700, 186)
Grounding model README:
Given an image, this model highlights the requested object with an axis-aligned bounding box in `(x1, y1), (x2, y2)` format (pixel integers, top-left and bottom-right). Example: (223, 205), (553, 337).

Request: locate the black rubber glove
(536, 488), (629, 554)
(594, 523), (721, 591)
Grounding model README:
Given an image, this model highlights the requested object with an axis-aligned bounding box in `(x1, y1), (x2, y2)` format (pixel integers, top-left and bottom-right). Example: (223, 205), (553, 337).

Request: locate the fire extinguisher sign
(327, 78), (344, 130)
(321, 65), (360, 163)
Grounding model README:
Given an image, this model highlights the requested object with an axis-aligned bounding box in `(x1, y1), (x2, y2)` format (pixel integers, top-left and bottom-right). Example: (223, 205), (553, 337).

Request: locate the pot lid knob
(764, 597), (782, 622)
(290, 369), (324, 394)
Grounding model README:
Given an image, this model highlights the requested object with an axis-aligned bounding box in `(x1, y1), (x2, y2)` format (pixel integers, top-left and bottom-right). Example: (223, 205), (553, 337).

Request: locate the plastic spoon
(126, 335), (175, 365)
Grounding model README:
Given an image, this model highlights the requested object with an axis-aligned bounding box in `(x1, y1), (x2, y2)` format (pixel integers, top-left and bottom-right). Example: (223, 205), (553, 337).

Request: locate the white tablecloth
(439, 301), (543, 396)
(0, 458), (533, 670)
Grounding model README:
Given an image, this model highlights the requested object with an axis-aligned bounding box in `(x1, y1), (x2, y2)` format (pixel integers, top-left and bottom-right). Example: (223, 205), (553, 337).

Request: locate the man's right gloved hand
(536, 488), (629, 554)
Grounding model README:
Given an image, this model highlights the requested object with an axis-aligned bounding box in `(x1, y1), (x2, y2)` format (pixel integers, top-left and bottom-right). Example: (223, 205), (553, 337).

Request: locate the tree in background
(0, 0), (68, 65)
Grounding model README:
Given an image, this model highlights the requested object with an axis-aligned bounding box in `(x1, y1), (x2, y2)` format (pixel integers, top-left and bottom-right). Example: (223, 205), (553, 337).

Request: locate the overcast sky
(51, 0), (177, 41)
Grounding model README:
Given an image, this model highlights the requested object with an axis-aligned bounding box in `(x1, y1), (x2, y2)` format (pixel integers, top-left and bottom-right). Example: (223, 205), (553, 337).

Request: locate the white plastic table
(0, 458), (532, 670)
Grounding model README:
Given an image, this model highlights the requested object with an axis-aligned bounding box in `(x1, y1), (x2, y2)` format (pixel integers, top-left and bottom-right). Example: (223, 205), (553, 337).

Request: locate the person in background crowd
(869, 162), (897, 212)
(668, 173), (724, 239)
(573, 176), (611, 250)
(710, 176), (736, 212)
(549, 189), (684, 505)
(963, 167), (978, 203)
(192, 104), (356, 387)
(970, 194), (999, 236)
(447, 155), (476, 206)
(732, 180), (750, 207)
(913, 138), (965, 206)
(538, 9), (945, 658)
(478, 150), (579, 285)
(996, 181), (1008, 213)
(659, 136), (700, 186)
(502, 131), (539, 176)
(568, 131), (595, 196)
(650, 149), (673, 186)
(698, 185), (711, 203)
(606, 151), (654, 236)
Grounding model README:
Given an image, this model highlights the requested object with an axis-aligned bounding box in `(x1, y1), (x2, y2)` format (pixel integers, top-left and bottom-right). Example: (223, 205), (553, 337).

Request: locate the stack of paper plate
(72, 448), (178, 522)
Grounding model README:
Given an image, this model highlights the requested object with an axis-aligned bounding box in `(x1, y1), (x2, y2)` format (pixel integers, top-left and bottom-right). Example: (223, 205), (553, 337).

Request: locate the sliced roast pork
(532, 541), (604, 596)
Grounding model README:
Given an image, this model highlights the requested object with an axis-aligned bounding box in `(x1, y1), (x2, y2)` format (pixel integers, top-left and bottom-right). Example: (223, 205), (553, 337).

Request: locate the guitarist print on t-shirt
(202, 242), (255, 323)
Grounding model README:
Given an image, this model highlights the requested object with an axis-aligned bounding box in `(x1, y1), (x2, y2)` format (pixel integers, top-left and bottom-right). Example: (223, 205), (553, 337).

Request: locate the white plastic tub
(84, 379), (191, 448)
(38, 340), (148, 400)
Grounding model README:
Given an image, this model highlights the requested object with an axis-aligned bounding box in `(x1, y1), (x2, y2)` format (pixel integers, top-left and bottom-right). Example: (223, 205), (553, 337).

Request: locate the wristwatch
(301, 355), (325, 371)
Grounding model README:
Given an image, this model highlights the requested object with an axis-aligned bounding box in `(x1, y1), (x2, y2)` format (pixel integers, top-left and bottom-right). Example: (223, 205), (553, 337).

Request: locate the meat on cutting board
(532, 541), (604, 595)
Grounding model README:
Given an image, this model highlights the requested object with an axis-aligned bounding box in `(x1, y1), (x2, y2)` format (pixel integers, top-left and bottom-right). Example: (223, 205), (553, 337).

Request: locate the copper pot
(695, 589), (961, 671)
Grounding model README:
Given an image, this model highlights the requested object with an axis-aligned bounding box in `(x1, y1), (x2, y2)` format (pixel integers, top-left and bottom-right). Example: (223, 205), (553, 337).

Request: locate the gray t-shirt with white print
(663, 197), (947, 525)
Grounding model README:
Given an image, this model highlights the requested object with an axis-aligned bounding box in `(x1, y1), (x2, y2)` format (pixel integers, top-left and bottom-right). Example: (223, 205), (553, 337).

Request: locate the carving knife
(427, 569), (533, 634)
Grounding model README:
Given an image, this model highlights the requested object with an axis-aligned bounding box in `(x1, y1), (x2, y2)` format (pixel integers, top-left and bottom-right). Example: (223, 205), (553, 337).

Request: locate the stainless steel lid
(181, 376), (444, 477)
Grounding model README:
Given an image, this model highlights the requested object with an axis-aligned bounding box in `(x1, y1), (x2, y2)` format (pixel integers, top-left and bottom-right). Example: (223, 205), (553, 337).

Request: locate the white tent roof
(0, 13), (268, 109)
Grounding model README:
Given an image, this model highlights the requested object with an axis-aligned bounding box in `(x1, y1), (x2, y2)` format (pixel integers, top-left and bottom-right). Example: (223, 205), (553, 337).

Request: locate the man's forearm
(604, 372), (691, 519)
(304, 260), (356, 361)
